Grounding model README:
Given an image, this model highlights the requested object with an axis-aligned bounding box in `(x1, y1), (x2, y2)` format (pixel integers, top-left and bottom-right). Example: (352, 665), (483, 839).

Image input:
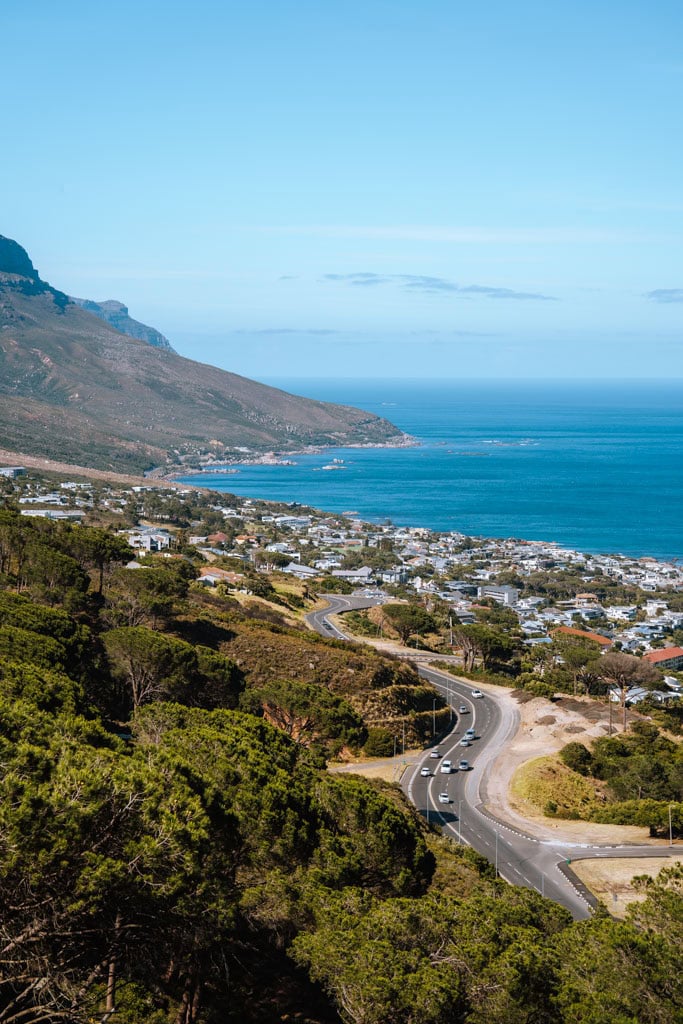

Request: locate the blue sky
(2, 0), (683, 378)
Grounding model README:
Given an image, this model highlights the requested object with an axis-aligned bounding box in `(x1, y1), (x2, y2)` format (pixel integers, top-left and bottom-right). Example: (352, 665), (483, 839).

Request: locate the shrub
(364, 727), (395, 758)
(560, 742), (594, 776)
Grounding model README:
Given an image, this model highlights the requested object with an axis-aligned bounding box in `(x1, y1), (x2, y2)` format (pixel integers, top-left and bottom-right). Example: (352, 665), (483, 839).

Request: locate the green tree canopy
(382, 603), (437, 644)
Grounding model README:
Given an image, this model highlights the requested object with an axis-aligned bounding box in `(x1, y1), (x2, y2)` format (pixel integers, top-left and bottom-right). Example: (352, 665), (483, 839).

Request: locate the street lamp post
(669, 804), (674, 847)
(495, 831), (499, 877)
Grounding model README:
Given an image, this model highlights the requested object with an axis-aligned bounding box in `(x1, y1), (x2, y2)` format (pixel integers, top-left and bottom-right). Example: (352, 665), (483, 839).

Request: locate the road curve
(308, 596), (678, 919)
(305, 593), (381, 640)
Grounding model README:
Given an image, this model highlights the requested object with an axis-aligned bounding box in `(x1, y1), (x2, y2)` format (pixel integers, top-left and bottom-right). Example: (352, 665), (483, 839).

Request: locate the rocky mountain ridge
(70, 297), (175, 351)
(0, 235), (406, 473)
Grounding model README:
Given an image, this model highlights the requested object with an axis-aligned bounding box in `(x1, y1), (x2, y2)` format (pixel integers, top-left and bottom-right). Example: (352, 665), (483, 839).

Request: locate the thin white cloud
(321, 272), (557, 301)
(645, 288), (683, 303)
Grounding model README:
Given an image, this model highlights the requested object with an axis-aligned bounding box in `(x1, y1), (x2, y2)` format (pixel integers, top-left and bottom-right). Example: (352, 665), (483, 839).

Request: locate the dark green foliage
(589, 722), (682, 803)
(192, 644), (244, 709)
(0, 508), (680, 1022)
(559, 742), (594, 776)
(254, 677), (364, 749)
(0, 624), (68, 670)
(551, 913), (681, 1023)
(0, 660), (84, 713)
(453, 622), (516, 672)
(590, 799), (682, 833)
(292, 886), (570, 1024)
(311, 773), (434, 895)
(363, 727), (395, 757)
(382, 602), (438, 643)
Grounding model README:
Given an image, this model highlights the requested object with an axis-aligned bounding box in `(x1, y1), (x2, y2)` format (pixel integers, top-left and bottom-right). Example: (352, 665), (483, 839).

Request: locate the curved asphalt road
(307, 596), (678, 920)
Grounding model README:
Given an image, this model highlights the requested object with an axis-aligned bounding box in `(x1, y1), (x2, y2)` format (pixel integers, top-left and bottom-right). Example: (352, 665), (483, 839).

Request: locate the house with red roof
(642, 647), (683, 671)
(551, 626), (612, 647)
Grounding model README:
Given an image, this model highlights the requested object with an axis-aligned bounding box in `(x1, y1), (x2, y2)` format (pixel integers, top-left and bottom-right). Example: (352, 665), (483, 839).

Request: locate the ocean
(178, 379), (683, 561)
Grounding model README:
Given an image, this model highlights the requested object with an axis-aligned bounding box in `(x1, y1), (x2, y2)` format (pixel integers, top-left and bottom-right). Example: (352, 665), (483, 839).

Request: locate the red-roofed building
(551, 626), (612, 647)
(643, 647), (683, 671)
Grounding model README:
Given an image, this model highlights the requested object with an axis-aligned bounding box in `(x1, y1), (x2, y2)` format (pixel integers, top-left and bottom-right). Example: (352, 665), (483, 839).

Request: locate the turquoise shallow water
(178, 379), (683, 561)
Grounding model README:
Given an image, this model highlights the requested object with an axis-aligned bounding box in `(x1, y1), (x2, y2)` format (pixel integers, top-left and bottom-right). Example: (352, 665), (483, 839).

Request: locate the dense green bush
(559, 741), (594, 775)
(363, 726), (395, 757)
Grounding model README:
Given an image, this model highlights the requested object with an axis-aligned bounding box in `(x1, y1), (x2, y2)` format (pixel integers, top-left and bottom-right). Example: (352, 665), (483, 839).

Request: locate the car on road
(459, 738), (470, 747)
(458, 759), (470, 771)
(420, 765), (431, 777)
(429, 749), (441, 758)
(438, 792), (450, 804)
(464, 727), (476, 738)
(458, 705), (469, 714)
(440, 759), (453, 774)
(471, 689), (484, 698)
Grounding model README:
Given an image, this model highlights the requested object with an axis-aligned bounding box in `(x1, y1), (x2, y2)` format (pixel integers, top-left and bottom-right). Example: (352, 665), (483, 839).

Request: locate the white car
(459, 704), (469, 714)
(465, 727), (476, 738)
(420, 765), (431, 777)
(438, 792), (450, 804)
(459, 738), (470, 747)
(440, 759), (453, 774)
(471, 689), (484, 698)
(429, 749), (441, 758)
(458, 759), (470, 771)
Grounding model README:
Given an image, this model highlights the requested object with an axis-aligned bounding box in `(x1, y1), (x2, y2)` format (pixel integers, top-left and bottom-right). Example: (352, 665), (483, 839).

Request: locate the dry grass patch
(572, 856), (682, 919)
(511, 754), (606, 819)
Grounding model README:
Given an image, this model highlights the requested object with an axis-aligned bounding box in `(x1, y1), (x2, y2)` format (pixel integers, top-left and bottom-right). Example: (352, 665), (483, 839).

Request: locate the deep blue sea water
(178, 379), (683, 561)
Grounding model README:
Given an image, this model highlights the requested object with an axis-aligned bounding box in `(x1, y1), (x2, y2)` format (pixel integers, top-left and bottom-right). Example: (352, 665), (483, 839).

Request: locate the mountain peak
(0, 235), (40, 281)
(71, 296), (176, 352)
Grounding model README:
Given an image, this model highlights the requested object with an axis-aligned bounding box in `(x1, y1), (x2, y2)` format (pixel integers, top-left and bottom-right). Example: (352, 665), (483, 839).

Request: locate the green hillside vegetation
(514, 724), (683, 833)
(178, 592), (447, 752)
(0, 508), (680, 1020)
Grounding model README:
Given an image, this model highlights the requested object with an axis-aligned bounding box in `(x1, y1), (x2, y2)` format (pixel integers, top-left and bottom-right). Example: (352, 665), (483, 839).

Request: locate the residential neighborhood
(4, 465), (683, 708)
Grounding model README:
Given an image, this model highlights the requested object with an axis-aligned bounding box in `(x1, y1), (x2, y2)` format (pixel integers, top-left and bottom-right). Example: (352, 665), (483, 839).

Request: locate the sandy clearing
(572, 856), (682, 918)
(329, 751), (421, 784)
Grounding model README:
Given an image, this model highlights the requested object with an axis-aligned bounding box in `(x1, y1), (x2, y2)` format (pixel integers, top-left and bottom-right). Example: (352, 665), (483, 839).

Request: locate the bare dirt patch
(572, 856), (682, 918)
(329, 752), (420, 784)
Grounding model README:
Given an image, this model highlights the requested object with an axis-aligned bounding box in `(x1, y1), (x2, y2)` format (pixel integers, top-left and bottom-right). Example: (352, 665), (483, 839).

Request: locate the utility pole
(432, 698), (436, 737)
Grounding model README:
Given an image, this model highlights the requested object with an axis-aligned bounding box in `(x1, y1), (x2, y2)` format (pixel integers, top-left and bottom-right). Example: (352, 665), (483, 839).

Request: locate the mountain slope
(0, 236), (406, 473)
